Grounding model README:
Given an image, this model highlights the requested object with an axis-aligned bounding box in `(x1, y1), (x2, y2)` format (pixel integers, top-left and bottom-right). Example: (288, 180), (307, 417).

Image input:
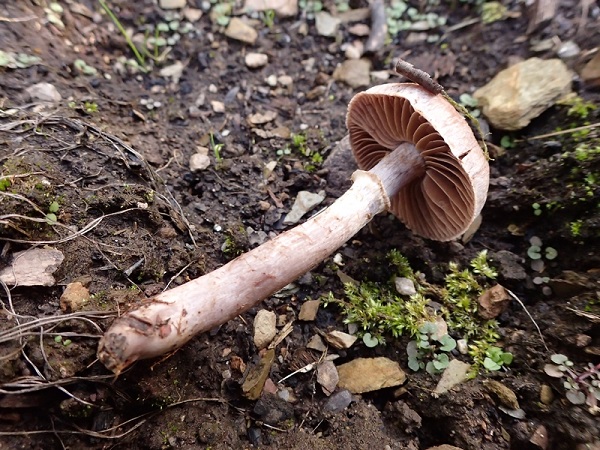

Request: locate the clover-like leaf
(362, 333), (379, 348)
(439, 334), (456, 352)
(550, 354), (569, 365)
(483, 357), (501, 371)
(527, 245), (542, 260)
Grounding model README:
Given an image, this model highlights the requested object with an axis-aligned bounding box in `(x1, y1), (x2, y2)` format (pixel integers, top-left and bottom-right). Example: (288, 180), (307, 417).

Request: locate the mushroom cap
(347, 83), (489, 241)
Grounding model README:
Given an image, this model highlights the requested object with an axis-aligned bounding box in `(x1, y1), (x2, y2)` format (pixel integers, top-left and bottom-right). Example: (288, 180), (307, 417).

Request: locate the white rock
(159, 0), (186, 9)
(159, 61), (185, 83)
(394, 277), (417, 296)
(278, 75), (293, 88)
(343, 41), (363, 60)
(557, 41), (580, 60)
(189, 153), (210, 171)
(211, 100), (225, 113)
(315, 11), (341, 37)
(456, 338), (468, 355)
(245, 52), (268, 68)
(253, 309), (277, 349)
(266, 74), (278, 86)
(225, 18), (257, 45)
(283, 191), (325, 225)
(474, 58), (572, 130)
(243, 0), (298, 18)
(370, 70), (390, 82)
(0, 248), (64, 286)
(348, 23), (370, 36)
(25, 82), (61, 103)
(183, 7), (203, 21)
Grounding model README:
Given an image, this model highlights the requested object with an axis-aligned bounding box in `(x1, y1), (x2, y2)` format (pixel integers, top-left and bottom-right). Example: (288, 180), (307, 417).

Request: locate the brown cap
(347, 83), (489, 241)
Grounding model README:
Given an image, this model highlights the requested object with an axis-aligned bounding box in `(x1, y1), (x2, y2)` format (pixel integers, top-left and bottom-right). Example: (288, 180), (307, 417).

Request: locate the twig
(505, 288), (549, 351)
(0, 15), (37, 22)
(516, 122), (600, 141)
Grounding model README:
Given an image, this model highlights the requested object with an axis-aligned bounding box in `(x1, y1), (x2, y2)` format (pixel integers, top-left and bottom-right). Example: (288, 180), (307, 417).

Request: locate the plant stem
(98, 143), (422, 374)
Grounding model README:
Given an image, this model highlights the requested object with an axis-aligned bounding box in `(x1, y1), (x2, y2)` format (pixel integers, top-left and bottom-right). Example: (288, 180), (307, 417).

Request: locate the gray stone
(492, 250), (527, 281)
(253, 393), (294, 425)
(474, 58), (572, 130)
(322, 389), (352, 413)
(394, 277), (417, 296)
(317, 360), (339, 396)
(25, 82), (61, 103)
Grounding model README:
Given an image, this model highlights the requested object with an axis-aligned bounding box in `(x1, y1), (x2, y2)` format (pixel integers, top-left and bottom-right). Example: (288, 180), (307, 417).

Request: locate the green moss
(327, 250), (503, 375)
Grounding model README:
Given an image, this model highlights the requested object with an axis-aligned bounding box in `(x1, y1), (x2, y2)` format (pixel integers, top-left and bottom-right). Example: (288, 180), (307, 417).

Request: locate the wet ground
(0, 0), (599, 449)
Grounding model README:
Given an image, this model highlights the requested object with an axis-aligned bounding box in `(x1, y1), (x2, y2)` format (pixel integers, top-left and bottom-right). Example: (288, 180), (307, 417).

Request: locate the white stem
(98, 143), (423, 374)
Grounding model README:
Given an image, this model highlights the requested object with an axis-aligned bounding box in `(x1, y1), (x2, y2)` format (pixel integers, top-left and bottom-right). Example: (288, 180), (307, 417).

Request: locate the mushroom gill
(347, 85), (481, 241)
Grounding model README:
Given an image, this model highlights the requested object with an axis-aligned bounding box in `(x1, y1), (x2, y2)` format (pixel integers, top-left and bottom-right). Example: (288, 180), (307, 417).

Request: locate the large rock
(474, 58), (572, 130)
(333, 59), (371, 88)
(337, 357), (406, 393)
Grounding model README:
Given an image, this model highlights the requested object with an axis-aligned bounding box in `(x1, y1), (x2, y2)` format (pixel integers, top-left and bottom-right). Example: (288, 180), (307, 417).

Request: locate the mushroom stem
(97, 143), (421, 374)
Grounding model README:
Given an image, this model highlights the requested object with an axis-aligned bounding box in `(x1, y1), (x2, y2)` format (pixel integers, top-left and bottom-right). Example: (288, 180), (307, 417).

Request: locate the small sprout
(459, 93), (478, 108)
(439, 334), (457, 352)
(482, 346), (513, 371)
(54, 335), (63, 343)
(73, 59), (98, 76)
(49, 201), (60, 213)
(362, 333), (379, 348)
(63, 339), (72, 346)
(500, 135), (516, 149)
(545, 247), (558, 260)
(527, 245), (542, 260)
(532, 202), (542, 216)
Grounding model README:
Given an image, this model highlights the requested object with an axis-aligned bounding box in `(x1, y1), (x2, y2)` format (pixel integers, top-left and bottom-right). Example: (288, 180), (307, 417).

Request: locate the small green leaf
(439, 335), (456, 352)
(527, 245), (542, 260)
(48, 201), (59, 213)
(545, 247), (558, 260)
(362, 333), (379, 348)
(483, 357), (501, 371)
(551, 354), (569, 365)
(501, 352), (513, 365)
(45, 213), (57, 223)
(54, 335), (62, 343)
(408, 356), (420, 372)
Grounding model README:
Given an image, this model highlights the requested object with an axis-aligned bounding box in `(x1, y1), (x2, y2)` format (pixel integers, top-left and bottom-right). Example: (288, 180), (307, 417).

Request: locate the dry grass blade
(0, 397), (226, 439)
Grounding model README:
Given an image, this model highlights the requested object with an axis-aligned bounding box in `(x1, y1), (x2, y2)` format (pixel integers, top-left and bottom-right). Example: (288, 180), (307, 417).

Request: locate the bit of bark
(526, 0), (558, 34)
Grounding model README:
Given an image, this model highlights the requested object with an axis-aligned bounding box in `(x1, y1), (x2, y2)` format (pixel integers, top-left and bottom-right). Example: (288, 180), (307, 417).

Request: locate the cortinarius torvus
(98, 82), (489, 374)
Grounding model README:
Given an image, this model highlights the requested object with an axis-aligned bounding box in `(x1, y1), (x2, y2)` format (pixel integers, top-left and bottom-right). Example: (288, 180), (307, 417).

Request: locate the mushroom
(98, 83), (489, 374)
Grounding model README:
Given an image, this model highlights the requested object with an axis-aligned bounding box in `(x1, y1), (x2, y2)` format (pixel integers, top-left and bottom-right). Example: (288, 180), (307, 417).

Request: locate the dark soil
(1, 1), (599, 449)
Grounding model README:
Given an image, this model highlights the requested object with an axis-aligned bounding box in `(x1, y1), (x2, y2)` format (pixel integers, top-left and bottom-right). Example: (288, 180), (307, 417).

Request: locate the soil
(1, 1), (599, 449)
